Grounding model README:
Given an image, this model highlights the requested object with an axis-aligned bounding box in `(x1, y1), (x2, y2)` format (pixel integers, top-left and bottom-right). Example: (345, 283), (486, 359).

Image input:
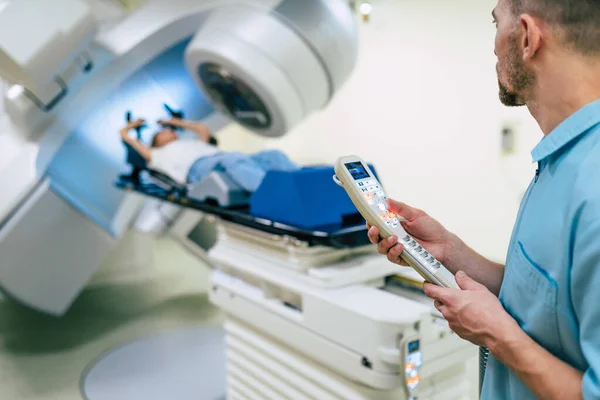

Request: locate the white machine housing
(207, 220), (476, 400)
(0, 0), (358, 315)
(0, 0), (97, 110)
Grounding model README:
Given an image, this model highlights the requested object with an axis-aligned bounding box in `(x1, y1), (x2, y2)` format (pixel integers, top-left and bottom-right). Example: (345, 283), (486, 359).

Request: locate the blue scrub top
(481, 98), (600, 399)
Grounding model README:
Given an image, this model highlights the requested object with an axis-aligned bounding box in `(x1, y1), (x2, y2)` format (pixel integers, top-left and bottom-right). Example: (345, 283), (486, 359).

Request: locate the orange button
(406, 376), (421, 385)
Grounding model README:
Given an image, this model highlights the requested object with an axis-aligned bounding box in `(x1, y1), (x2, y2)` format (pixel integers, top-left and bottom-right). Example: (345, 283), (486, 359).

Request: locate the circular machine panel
(185, 1), (358, 138)
(198, 62), (272, 130)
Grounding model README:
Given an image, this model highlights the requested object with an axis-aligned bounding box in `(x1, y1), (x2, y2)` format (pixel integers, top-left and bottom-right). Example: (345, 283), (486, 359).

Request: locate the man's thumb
(387, 199), (422, 221)
(455, 271), (482, 291)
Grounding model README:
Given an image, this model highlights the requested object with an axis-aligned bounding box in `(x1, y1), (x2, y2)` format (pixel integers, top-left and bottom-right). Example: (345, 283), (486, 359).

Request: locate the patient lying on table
(120, 117), (298, 191)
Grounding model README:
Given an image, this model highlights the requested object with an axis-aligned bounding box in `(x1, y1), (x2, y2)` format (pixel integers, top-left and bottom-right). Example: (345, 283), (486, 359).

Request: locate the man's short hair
(510, 0), (600, 55)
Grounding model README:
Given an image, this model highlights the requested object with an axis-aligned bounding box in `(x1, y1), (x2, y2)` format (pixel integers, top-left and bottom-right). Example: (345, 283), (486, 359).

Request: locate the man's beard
(498, 79), (525, 107)
(497, 36), (535, 107)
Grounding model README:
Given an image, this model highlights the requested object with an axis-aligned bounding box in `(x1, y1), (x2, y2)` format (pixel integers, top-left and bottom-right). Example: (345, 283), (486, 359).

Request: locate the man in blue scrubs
(368, 0), (600, 398)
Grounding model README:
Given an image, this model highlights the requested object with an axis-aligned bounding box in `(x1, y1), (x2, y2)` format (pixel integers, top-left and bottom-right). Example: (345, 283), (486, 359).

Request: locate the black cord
(479, 346), (489, 396)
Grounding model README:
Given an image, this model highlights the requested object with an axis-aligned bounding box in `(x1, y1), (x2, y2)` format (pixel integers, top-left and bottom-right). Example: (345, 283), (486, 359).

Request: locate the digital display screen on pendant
(345, 162), (370, 180)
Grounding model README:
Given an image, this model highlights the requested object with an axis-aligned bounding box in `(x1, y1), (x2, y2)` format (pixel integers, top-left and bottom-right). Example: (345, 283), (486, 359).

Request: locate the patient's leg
(249, 150), (299, 172)
(187, 151), (299, 193)
(188, 153), (264, 192)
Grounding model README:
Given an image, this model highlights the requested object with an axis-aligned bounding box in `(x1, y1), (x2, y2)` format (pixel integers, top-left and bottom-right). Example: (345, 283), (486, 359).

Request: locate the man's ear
(520, 14), (542, 61)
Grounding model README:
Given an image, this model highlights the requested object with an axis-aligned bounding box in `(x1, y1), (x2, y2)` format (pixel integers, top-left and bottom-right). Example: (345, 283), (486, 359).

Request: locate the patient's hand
(120, 119), (146, 140)
(125, 118), (146, 129)
(157, 118), (183, 127)
(159, 118), (212, 143)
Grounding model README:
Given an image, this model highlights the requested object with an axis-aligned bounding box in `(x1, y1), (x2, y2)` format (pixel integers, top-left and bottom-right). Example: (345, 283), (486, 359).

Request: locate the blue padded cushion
(249, 165), (378, 230)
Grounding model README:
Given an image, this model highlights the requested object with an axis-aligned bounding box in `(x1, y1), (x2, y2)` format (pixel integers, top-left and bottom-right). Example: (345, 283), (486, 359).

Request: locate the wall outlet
(500, 122), (517, 155)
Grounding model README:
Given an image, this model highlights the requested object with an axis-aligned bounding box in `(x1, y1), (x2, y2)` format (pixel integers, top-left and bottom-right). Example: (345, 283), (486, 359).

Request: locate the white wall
(218, 0), (544, 263)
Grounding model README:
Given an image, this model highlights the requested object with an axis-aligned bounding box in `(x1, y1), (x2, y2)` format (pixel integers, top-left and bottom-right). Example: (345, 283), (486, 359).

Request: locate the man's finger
(423, 282), (452, 304)
(455, 271), (484, 291)
(387, 199), (424, 221)
(367, 226), (380, 244)
(433, 300), (449, 319)
(377, 235), (397, 254)
(388, 243), (404, 260)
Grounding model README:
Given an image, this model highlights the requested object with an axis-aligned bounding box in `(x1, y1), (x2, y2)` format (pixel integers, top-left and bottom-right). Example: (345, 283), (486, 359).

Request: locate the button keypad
(358, 176), (448, 281)
(360, 179), (387, 202)
(387, 230), (446, 278)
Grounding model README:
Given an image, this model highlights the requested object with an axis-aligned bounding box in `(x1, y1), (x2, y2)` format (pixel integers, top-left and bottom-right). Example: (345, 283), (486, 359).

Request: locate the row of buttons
(384, 218), (400, 227)
(357, 179), (377, 187)
(364, 191), (386, 202)
(360, 185), (382, 193)
(358, 180), (382, 198)
(376, 207), (399, 226)
(378, 208), (399, 220)
(401, 235), (441, 270)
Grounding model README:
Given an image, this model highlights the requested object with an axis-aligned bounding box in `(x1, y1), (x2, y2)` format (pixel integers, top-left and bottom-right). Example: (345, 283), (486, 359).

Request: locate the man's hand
(423, 271), (520, 348)
(367, 199), (452, 266)
(426, 272), (585, 400)
(367, 199), (506, 295)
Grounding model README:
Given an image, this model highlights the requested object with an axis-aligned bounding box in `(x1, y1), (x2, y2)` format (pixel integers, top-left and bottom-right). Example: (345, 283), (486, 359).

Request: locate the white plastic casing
(185, 0), (358, 137)
(0, 0), (97, 95)
(185, 5), (328, 137)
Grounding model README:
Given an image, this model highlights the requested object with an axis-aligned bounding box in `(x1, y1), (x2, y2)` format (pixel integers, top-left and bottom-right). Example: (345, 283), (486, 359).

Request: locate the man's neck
(526, 55), (600, 135)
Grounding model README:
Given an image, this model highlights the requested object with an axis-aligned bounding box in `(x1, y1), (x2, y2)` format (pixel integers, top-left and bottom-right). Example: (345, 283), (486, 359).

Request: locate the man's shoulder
(574, 124), (600, 188)
(568, 125), (600, 216)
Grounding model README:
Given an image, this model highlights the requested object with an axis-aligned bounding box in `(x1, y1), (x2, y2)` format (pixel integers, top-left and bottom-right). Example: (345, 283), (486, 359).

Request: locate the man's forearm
(489, 326), (583, 400)
(444, 233), (505, 295)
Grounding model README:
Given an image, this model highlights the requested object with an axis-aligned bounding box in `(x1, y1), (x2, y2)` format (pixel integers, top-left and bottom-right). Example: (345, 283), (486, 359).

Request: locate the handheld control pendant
(333, 155), (459, 289)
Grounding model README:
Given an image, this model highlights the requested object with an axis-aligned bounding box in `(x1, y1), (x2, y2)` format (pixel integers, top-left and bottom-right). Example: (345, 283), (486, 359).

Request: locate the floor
(0, 232), (480, 400)
(0, 234), (223, 400)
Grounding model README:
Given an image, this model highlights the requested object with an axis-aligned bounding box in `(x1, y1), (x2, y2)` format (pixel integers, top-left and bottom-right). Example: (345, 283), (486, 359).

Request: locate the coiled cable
(479, 346), (490, 396)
